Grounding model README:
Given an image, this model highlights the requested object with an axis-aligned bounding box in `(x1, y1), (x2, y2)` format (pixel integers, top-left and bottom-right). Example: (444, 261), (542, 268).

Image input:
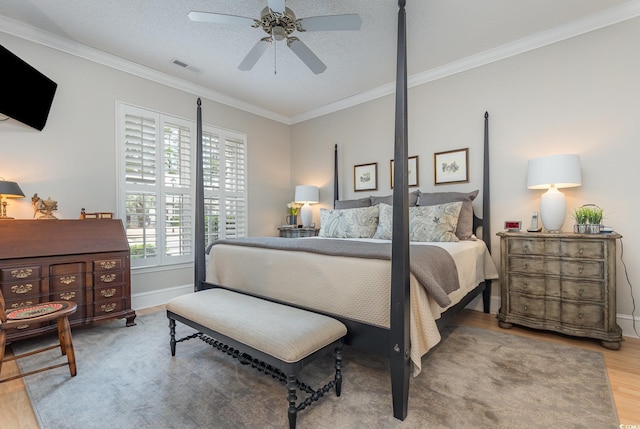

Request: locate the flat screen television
(0, 44), (57, 131)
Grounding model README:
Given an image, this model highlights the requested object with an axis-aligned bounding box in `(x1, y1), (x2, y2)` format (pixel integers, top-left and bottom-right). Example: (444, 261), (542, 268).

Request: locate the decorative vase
(286, 215), (297, 225)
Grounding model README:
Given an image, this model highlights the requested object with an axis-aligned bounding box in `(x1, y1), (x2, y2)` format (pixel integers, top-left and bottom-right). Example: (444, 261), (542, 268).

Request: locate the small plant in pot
(572, 205), (603, 234)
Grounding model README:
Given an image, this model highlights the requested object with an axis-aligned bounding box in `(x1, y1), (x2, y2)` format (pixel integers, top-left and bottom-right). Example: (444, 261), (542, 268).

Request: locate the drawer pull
(579, 288), (585, 296)
(101, 303), (117, 313)
(11, 301), (33, 308)
(523, 304), (528, 312)
(16, 324), (30, 330)
(578, 312), (584, 319)
(523, 244), (530, 253)
(100, 288), (117, 298)
(11, 268), (33, 279)
(11, 284), (33, 294)
(522, 283), (528, 289)
(100, 261), (117, 270)
(60, 292), (76, 300)
(522, 262), (528, 270)
(578, 246), (584, 254)
(578, 265), (584, 274)
(100, 274), (117, 283)
(60, 275), (76, 285)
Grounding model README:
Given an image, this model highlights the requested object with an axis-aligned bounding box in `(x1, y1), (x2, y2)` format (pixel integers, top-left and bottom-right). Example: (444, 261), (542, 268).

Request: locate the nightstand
(497, 231), (622, 349)
(278, 227), (318, 238)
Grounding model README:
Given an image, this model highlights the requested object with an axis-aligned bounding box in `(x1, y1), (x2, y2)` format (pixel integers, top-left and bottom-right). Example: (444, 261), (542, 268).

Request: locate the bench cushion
(166, 289), (347, 363)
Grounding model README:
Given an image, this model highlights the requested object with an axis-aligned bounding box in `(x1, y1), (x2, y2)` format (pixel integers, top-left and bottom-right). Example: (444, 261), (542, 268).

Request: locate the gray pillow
(334, 197), (371, 209)
(370, 190), (419, 207)
(417, 190), (479, 240)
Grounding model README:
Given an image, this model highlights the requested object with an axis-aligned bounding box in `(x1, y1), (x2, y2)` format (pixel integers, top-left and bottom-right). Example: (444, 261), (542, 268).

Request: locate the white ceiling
(1, 0), (638, 123)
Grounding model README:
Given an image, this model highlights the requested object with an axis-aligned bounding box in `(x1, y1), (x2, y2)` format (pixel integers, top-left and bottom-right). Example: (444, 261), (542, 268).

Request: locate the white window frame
(116, 102), (248, 269)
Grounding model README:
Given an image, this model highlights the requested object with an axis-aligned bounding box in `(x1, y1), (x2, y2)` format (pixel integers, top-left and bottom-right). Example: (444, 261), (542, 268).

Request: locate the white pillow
(373, 202), (462, 242)
(318, 206), (379, 238)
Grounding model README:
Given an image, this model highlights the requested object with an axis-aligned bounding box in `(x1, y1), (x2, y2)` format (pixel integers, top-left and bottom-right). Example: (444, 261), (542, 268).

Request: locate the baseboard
(131, 284), (193, 310)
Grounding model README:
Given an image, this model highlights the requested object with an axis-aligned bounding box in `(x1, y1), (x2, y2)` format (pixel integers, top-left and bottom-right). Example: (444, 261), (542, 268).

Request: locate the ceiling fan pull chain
(274, 40), (277, 75)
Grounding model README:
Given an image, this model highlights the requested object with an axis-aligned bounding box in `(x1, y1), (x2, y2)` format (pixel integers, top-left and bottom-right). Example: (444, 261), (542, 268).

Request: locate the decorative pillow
(370, 190), (419, 207)
(409, 202), (462, 242)
(373, 202), (462, 242)
(417, 190), (479, 240)
(373, 203), (393, 239)
(334, 197), (371, 209)
(319, 206), (379, 238)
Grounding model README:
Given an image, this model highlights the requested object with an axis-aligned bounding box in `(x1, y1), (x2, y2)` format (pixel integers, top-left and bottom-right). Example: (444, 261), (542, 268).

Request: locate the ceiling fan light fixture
(272, 26), (286, 41)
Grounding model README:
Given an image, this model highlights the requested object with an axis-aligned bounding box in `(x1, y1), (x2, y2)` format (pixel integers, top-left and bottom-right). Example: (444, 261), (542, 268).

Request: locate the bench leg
(286, 374), (298, 429)
(335, 346), (343, 397)
(169, 318), (177, 356)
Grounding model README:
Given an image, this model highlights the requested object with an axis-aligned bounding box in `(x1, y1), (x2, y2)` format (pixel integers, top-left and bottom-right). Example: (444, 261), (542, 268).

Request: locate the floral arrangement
(287, 201), (301, 216)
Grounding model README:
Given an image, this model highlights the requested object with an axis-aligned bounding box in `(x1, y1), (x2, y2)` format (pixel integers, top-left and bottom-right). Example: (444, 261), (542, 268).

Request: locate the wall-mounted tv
(0, 44), (57, 131)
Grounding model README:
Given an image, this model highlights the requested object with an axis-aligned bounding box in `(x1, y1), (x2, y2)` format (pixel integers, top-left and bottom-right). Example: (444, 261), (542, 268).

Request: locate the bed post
(194, 98), (206, 292)
(334, 144), (339, 208)
(482, 111), (491, 312)
(390, 0), (410, 421)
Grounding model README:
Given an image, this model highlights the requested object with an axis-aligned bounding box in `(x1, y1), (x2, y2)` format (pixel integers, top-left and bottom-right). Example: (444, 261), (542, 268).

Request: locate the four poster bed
(193, 1), (497, 421)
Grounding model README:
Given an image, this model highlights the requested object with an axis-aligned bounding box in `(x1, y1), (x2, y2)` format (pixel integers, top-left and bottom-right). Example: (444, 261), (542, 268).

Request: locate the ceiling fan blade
(267, 0), (286, 14)
(188, 10), (255, 26)
(238, 39), (271, 71)
(287, 38), (326, 74)
(297, 14), (362, 31)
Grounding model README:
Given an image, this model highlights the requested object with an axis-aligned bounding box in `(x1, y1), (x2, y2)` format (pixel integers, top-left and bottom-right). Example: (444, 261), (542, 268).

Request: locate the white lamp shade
(294, 185), (319, 227)
(527, 154), (581, 189)
(527, 154), (581, 232)
(294, 185), (319, 204)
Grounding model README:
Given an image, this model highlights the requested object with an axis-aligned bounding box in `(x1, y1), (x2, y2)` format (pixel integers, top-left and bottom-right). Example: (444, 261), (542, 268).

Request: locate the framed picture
(390, 156), (419, 188)
(434, 148), (469, 185)
(354, 162), (378, 192)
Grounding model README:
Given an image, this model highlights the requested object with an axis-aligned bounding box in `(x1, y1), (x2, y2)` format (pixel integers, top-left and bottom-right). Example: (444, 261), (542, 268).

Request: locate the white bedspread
(206, 237), (498, 375)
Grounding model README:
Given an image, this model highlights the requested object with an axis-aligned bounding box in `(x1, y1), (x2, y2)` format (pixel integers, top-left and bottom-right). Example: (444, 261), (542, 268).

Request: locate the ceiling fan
(188, 0), (362, 74)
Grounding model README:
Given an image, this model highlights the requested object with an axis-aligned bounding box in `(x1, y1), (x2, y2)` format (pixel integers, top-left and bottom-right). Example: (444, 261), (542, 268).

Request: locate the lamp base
(539, 186), (566, 232)
(300, 203), (313, 227)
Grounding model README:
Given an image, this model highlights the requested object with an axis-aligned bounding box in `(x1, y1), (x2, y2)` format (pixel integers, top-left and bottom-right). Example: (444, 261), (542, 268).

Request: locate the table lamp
(527, 154), (581, 232)
(294, 185), (319, 228)
(0, 179), (25, 219)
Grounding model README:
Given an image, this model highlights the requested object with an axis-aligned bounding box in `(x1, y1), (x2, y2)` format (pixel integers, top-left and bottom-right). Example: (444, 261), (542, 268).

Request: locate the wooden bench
(166, 288), (347, 429)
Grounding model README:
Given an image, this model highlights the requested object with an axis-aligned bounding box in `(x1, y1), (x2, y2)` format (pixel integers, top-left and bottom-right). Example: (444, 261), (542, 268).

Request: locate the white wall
(0, 33), (291, 305)
(291, 18), (640, 333)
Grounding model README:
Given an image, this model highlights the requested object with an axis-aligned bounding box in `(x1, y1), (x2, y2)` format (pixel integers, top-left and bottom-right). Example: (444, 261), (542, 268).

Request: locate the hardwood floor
(1, 308), (638, 428)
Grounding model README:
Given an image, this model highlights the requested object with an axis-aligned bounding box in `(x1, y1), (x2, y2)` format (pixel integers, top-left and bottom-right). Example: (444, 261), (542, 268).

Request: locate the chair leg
(0, 330), (6, 376)
(57, 317), (77, 377)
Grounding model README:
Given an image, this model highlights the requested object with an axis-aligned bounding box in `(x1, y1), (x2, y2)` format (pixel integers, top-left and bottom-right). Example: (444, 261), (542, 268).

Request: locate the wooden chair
(0, 290), (77, 383)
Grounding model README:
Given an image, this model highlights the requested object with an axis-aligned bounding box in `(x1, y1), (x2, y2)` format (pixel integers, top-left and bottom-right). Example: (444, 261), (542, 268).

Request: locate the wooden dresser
(0, 219), (136, 342)
(497, 231), (622, 349)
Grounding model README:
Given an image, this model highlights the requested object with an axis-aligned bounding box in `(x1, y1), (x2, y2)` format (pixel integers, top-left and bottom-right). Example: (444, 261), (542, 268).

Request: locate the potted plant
(572, 205), (603, 234)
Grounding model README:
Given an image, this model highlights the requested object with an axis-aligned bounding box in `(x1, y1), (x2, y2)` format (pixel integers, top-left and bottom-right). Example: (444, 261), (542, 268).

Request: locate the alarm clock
(504, 221), (522, 232)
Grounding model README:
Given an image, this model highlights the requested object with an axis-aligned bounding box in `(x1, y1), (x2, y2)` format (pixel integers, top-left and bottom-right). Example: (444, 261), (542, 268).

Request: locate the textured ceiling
(0, 0), (637, 122)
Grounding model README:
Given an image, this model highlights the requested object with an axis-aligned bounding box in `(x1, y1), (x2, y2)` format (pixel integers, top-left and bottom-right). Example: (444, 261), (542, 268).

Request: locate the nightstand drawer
(507, 238), (560, 256)
(560, 260), (603, 280)
(508, 275), (547, 296)
(562, 303), (604, 328)
(561, 280), (604, 301)
(560, 240), (604, 259)
(508, 256), (559, 275)
(509, 295), (546, 319)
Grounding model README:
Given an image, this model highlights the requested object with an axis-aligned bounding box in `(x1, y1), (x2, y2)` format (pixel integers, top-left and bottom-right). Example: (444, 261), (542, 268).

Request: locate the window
(117, 103), (247, 268)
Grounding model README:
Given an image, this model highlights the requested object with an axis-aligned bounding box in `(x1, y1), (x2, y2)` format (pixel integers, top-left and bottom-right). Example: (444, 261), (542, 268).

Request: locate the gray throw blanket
(210, 237), (460, 308)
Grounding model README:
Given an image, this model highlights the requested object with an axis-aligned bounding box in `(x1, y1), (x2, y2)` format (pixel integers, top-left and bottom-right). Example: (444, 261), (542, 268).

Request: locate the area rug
(14, 311), (618, 429)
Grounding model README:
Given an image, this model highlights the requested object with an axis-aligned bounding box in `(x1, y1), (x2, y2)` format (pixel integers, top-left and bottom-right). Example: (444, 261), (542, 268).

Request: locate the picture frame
(434, 148), (469, 185)
(390, 156), (419, 188)
(354, 162), (378, 192)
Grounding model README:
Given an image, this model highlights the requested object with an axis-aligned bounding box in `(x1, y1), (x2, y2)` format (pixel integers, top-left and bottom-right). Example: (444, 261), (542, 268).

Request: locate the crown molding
(3, 0), (640, 127)
(290, 0), (640, 124)
(0, 15), (291, 125)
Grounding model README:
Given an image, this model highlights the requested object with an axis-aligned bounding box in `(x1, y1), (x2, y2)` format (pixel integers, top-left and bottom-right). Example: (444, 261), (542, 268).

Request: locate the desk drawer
(0, 266), (41, 282)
